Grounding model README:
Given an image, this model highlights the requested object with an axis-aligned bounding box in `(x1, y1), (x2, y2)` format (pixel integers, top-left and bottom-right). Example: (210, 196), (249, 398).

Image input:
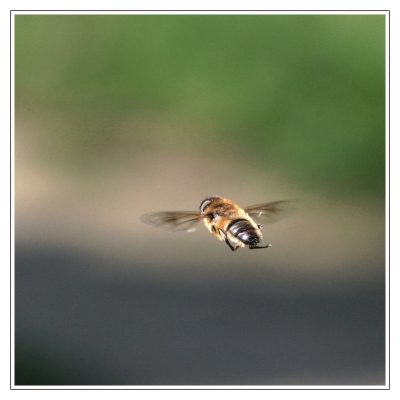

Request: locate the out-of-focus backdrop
(14, 14), (386, 385)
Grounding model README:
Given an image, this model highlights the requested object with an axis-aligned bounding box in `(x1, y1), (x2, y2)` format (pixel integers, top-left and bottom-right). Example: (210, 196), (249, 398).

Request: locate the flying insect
(140, 196), (289, 251)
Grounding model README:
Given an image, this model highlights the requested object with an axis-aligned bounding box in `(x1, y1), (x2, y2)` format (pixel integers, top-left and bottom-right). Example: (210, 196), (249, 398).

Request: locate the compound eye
(199, 197), (215, 214)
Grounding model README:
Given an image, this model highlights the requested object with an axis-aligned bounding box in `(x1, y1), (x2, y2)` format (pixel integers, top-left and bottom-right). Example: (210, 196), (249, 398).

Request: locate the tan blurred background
(14, 14), (386, 385)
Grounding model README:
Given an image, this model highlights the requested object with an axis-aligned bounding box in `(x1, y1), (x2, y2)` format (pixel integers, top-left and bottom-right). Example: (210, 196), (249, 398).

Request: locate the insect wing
(140, 211), (202, 232)
(245, 201), (292, 223)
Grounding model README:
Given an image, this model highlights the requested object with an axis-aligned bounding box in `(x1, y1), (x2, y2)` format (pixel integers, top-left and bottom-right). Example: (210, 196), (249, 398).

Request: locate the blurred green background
(15, 14), (385, 197)
(14, 14), (386, 386)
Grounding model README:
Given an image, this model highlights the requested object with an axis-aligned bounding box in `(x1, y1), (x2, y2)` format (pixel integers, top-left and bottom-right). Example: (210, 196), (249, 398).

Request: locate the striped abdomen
(227, 219), (260, 246)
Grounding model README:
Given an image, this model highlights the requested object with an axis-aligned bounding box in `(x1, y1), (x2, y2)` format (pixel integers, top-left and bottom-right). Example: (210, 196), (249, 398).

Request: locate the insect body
(140, 196), (288, 251)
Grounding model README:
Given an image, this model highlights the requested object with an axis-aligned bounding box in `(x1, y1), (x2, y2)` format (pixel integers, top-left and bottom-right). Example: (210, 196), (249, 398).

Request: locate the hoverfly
(140, 196), (289, 251)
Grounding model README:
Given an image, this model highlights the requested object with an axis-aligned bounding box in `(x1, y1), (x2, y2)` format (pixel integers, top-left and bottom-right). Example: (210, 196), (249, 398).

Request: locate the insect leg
(218, 229), (240, 251)
(249, 244), (272, 250)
